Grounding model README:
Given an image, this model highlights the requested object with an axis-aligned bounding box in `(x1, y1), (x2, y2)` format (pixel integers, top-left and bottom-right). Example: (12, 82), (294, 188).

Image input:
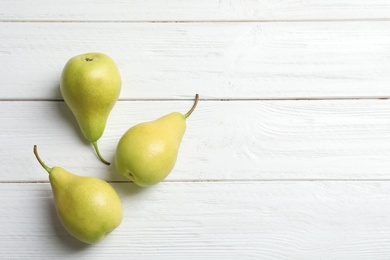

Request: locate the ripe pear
(33, 145), (123, 244)
(115, 94), (199, 187)
(60, 52), (121, 165)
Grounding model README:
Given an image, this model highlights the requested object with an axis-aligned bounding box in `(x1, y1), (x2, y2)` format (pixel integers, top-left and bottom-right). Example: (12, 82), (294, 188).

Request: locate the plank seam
(0, 97), (389, 102)
(4, 179), (390, 184)
(1, 19), (390, 23)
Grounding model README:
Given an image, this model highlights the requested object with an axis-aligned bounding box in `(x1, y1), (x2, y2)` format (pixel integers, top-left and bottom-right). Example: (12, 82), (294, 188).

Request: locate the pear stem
(92, 141), (110, 165)
(184, 94), (199, 119)
(33, 145), (53, 174)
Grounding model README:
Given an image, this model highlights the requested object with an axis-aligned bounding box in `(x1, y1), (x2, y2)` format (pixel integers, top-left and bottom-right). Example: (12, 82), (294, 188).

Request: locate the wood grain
(1, 181), (390, 259)
(1, 22), (389, 100)
(1, 100), (389, 182)
(1, 0), (390, 21)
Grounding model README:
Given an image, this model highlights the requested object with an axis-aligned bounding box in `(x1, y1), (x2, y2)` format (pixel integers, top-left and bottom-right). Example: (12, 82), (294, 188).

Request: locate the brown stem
(184, 94), (199, 119)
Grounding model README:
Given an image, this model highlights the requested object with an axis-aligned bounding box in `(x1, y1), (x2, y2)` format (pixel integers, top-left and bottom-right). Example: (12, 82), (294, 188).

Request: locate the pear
(115, 94), (199, 187)
(33, 145), (123, 244)
(60, 52), (121, 165)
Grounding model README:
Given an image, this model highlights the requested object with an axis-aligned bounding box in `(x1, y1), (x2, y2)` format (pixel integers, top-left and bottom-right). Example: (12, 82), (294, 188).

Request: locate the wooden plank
(1, 0), (390, 21)
(1, 181), (390, 258)
(1, 22), (389, 100)
(1, 100), (389, 182)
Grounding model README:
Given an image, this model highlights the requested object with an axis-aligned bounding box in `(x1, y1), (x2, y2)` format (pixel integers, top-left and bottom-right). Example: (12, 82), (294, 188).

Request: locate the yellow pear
(33, 145), (123, 244)
(60, 52), (121, 165)
(115, 94), (199, 187)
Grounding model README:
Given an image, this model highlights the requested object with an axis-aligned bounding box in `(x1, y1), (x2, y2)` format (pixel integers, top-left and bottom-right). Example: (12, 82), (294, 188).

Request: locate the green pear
(60, 52), (121, 165)
(115, 94), (199, 187)
(33, 145), (123, 244)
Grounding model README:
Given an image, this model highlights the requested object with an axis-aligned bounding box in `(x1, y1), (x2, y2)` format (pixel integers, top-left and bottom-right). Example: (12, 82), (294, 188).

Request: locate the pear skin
(60, 53), (121, 165)
(33, 145), (123, 244)
(115, 94), (199, 187)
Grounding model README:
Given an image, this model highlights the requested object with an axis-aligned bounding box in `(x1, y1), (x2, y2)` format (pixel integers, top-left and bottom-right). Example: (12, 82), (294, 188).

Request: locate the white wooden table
(1, 1), (390, 259)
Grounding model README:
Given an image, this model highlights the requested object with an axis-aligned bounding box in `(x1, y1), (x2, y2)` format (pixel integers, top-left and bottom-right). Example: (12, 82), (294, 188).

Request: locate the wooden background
(1, 1), (390, 259)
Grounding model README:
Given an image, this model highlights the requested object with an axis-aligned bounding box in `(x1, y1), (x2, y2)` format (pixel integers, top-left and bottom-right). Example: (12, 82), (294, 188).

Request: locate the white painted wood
(2, 0), (390, 258)
(1, 22), (390, 100)
(1, 0), (390, 21)
(1, 100), (389, 182)
(1, 181), (390, 259)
